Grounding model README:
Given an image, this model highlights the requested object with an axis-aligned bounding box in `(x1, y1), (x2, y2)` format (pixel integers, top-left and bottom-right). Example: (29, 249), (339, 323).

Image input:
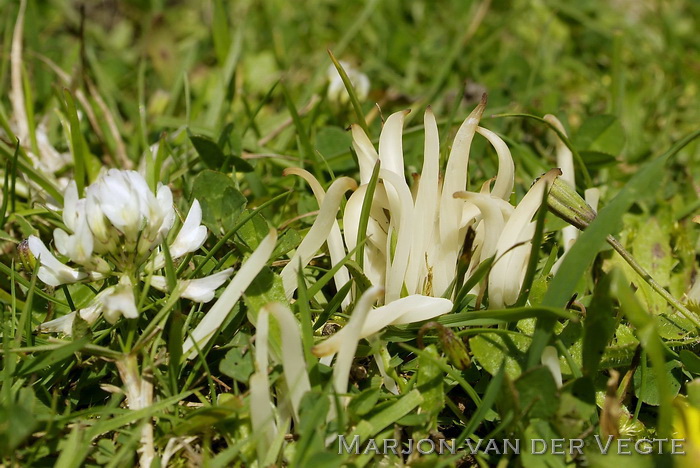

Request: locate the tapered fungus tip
(548, 167), (564, 179)
(468, 94), (488, 121)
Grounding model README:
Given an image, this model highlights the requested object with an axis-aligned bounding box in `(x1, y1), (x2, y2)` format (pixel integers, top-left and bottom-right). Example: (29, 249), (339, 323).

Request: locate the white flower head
(28, 170), (207, 276)
(85, 169), (175, 256)
(27, 169), (226, 330)
(327, 60), (370, 104)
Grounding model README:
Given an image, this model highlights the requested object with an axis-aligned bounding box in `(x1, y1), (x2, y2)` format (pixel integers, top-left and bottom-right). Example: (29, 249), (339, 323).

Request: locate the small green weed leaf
(235, 211), (270, 251)
(191, 134), (225, 167)
(580, 150), (618, 169)
(656, 313), (697, 339)
(243, 268), (287, 358)
(243, 268), (288, 315)
(219, 347), (254, 383)
(633, 359), (683, 406)
(191, 170), (247, 234)
(316, 126), (352, 158)
(93, 439), (117, 465)
(470, 332), (530, 379)
(271, 228), (302, 260)
(632, 217), (673, 315)
(514, 366), (559, 420)
(174, 405), (239, 436)
(0, 389), (37, 454)
(679, 350), (700, 375)
(190, 134), (253, 172)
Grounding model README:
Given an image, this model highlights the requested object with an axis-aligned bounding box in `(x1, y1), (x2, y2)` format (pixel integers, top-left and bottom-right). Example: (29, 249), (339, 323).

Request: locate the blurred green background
(3, 0), (698, 177)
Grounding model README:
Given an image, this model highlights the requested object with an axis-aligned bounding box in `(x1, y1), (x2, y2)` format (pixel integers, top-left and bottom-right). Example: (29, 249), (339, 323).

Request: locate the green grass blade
(212, 0), (231, 64)
(328, 50), (369, 134)
(356, 160), (380, 270)
(456, 365), (505, 446)
(63, 89), (87, 192)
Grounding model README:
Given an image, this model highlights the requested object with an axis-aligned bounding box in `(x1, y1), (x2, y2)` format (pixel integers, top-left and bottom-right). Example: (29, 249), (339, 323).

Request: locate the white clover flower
(27, 169), (236, 332)
(27, 235), (86, 287)
(102, 276), (139, 323)
(150, 268), (233, 303)
(39, 288), (112, 334)
(327, 60), (370, 104)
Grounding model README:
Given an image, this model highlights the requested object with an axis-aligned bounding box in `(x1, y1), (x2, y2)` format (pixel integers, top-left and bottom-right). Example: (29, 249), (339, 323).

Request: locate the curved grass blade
(62, 89), (87, 192)
(306, 237), (368, 299)
(0, 140), (19, 226)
